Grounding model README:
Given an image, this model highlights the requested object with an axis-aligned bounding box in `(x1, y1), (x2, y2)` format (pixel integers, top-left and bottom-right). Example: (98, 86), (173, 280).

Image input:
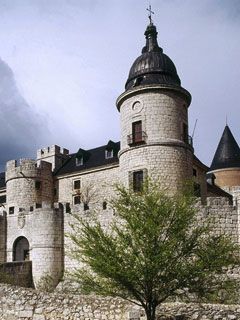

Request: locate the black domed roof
(210, 125), (240, 171)
(125, 23), (181, 90)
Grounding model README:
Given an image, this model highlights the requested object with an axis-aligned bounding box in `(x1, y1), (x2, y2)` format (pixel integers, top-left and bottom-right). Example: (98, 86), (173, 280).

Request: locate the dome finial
(146, 4), (154, 25)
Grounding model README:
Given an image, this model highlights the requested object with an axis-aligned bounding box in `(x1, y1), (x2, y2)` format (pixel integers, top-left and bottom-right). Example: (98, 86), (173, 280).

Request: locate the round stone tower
(116, 22), (193, 193)
(6, 159), (53, 211)
(5, 159), (63, 289)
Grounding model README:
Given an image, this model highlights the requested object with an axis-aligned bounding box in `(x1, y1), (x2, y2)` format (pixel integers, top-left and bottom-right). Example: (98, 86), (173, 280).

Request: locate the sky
(0, 0), (239, 170)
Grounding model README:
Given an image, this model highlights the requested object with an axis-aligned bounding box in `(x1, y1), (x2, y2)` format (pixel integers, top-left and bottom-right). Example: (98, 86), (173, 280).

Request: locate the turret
(208, 125), (240, 190)
(6, 159), (53, 212)
(5, 159), (63, 288)
(37, 145), (69, 171)
(116, 22), (193, 193)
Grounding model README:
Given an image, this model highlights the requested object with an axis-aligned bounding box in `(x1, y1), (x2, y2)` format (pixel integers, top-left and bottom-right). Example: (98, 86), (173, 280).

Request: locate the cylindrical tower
(117, 22), (193, 193)
(6, 159), (53, 211)
(5, 159), (63, 289)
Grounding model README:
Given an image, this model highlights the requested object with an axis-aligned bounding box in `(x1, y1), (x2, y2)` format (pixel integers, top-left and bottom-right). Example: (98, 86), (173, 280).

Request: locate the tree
(68, 182), (240, 320)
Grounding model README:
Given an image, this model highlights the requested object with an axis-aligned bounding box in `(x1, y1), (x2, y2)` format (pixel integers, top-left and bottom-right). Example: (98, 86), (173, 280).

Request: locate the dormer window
(105, 140), (119, 159)
(75, 148), (90, 167)
(76, 157), (83, 166)
(105, 149), (113, 159)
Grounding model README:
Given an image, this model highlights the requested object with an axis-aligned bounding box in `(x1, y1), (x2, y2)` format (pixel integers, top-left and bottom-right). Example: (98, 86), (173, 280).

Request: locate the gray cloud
(0, 58), (48, 171)
(0, 1), (239, 168)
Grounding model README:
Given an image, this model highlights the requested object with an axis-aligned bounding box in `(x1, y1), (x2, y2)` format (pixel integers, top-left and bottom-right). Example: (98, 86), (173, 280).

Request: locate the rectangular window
(84, 203), (89, 211)
(66, 202), (71, 213)
(30, 206), (34, 212)
(105, 149), (113, 159)
(133, 170), (144, 192)
(132, 121), (142, 143)
(74, 180), (81, 190)
(76, 157), (83, 166)
(35, 180), (41, 190)
(193, 168), (197, 177)
(103, 201), (107, 210)
(36, 203), (42, 209)
(74, 195), (81, 205)
(9, 206), (14, 215)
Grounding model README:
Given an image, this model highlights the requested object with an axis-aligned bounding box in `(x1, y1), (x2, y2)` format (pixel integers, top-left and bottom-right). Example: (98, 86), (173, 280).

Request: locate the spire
(142, 23), (163, 53)
(210, 125), (240, 171)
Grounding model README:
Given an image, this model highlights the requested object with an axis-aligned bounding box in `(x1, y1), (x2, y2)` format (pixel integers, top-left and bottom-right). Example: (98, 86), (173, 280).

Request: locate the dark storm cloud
(0, 58), (48, 171)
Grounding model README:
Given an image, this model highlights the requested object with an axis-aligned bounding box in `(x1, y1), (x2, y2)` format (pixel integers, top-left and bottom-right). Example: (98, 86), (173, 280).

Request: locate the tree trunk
(145, 305), (156, 320)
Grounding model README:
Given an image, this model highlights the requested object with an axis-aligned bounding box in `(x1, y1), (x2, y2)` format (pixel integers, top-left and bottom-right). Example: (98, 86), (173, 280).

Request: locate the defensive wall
(1, 284), (240, 320)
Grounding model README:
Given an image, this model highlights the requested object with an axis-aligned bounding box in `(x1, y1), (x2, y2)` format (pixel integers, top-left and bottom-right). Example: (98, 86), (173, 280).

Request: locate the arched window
(13, 236), (30, 262)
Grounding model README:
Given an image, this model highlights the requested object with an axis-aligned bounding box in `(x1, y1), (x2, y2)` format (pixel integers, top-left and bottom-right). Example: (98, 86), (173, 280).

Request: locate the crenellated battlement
(37, 145), (69, 159)
(37, 145), (69, 171)
(6, 159), (52, 183)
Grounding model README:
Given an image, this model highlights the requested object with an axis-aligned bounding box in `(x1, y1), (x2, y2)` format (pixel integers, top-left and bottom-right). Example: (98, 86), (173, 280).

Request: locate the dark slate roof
(0, 172), (5, 189)
(125, 23), (181, 90)
(207, 182), (233, 203)
(210, 125), (240, 171)
(55, 141), (120, 176)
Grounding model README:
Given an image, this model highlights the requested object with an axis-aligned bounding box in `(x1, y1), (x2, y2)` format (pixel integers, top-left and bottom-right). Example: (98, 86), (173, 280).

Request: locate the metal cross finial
(147, 4), (154, 24)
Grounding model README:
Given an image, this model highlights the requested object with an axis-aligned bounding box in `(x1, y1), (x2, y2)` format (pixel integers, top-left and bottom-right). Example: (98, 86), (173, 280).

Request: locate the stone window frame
(105, 149), (113, 159)
(9, 206), (14, 215)
(128, 168), (148, 192)
(73, 179), (81, 190)
(73, 195), (81, 205)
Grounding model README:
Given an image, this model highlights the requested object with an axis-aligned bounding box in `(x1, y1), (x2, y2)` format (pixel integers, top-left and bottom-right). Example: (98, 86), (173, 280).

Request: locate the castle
(0, 20), (240, 289)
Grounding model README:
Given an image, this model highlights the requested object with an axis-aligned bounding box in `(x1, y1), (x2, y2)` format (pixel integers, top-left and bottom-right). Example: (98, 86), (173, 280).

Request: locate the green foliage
(68, 182), (240, 320)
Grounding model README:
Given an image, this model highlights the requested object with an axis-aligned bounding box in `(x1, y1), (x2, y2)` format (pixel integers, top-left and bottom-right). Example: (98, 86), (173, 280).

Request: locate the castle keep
(0, 21), (240, 289)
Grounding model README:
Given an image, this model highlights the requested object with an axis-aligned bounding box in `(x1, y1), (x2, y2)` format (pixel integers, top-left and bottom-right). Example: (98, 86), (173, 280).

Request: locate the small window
(132, 121), (142, 143)
(193, 168), (197, 177)
(36, 203), (42, 209)
(30, 206), (34, 212)
(76, 157), (83, 166)
(103, 201), (107, 210)
(74, 180), (81, 190)
(35, 181), (41, 190)
(54, 188), (57, 196)
(133, 170), (144, 192)
(19, 208), (23, 212)
(66, 203), (71, 213)
(105, 149), (113, 159)
(9, 207), (14, 215)
(84, 203), (89, 211)
(74, 195), (81, 205)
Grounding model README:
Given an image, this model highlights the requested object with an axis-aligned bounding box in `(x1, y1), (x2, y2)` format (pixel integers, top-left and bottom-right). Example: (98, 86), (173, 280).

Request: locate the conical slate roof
(210, 125), (240, 171)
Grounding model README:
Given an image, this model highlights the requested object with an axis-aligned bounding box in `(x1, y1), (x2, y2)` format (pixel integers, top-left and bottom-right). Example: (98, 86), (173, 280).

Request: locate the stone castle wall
(1, 284), (240, 320)
(58, 165), (120, 271)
